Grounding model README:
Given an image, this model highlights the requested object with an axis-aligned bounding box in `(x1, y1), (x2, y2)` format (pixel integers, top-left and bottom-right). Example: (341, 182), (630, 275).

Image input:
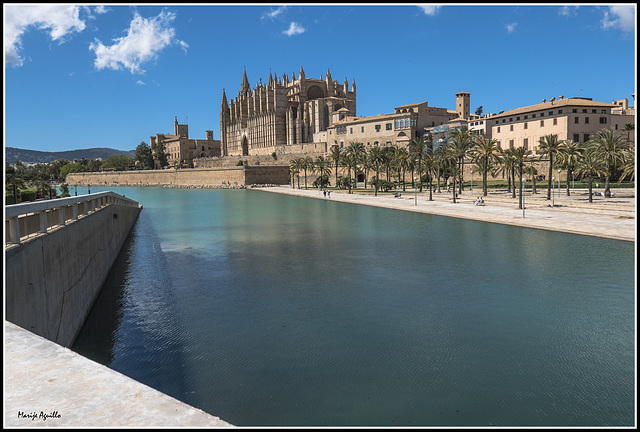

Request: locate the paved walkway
(4, 321), (233, 428)
(255, 186), (636, 242)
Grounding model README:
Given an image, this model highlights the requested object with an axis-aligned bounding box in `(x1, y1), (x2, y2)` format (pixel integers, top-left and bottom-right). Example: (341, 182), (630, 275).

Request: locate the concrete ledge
(4, 321), (233, 427)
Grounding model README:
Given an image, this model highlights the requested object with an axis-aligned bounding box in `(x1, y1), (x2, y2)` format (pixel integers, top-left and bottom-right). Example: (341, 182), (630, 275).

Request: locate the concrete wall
(5, 200), (141, 347)
(66, 166), (291, 188)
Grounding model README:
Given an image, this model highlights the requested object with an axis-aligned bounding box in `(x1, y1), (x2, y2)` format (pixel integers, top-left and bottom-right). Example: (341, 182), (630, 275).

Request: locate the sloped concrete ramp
(4, 321), (233, 428)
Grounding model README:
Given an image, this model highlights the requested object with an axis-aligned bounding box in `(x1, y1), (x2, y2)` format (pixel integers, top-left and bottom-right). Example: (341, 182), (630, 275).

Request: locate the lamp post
(414, 177), (417, 206)
(552, 176), (555, 207)
(572, 170), (575, 195)
(522, 177), (526, 218)
(557, 169), (561, 202)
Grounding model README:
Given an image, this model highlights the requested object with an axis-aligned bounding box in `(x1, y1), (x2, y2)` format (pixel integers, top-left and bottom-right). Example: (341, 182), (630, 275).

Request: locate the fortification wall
(5, 200), (141, 347)
(66, 166), (290, 188)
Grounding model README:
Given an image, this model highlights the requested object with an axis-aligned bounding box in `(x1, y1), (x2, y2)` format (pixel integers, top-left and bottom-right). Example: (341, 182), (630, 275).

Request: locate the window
(591, 109), (596, 113)
(584, 133), (589, 142)
(558, 110), (563, 114)
(523, 138), (528, 149)
(572, 109), (577, 113)
(573, 134), (580, 142)
(574, 117), (579, 123)
(549, 111), (553, 115)
(532, 114), (536, 118)
(524, 115), (528, 119)
(601, 109), (606, 114)
(540, 120), (544, 127)
(516, 116), (520, 120)
(524, 122), (528, 129)
(361, 126), (365, 133)
(375, 124), (381, 132)
(386, 123), (392, 130)
(582, 109), (587, 113)
(509, 139), (514, 149)
(497, 126), (501, 133)
(510, 125), (514, 131)
(599, 117), (607, 124)
(540, 112), (545, 117)
(553, 118), (557, 125)
(395, 120), (400, 129)
(350, 128), (353, 134)
(584, 117), (589, 124)
(509, 117), (513, 122)
(615, 124), (618, 130)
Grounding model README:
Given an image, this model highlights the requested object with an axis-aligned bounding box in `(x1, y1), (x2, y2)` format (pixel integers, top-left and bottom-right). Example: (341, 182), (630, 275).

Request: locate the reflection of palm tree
(575, 151), (607, 203)
(538, 134), (562, 200)
(589, 129), (629, 198)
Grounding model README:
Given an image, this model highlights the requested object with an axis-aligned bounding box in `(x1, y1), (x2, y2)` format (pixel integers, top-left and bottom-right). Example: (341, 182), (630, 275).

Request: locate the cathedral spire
(241, 68), (250, 95)
(221, 88), (228, 108)
(299, 66), (305, 80)
(351, 78), (356, 93)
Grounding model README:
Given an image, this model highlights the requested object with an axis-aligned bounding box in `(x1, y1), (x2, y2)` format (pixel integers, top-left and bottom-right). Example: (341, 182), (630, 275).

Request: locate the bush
(313, 174), (330, 188)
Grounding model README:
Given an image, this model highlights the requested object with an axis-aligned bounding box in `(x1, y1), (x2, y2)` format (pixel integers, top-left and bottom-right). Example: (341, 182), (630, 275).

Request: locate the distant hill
(5, 147), (136, 165)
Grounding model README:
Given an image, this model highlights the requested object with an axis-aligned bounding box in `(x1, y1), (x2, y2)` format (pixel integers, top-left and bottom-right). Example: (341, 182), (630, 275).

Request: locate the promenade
(257, 185), (636, 242)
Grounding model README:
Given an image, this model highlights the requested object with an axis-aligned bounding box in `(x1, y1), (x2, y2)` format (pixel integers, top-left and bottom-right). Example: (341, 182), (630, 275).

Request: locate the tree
(475, 106), (483, 116)
(588, 128), (629, 197)
(346, 142), (365, 189)
(538, 134), (562, 200)
(329, 145), (343, 188)
(623, 123), (634, 142)
(556, 140), (585, 196)
(421, 148), (436, 201)
(151, 141), (169, 168)
(471, 136), (500, 196)
(408, 136), (430, 192)
(618, 145), (635, 183)
(313, 155), (332, 187)
(448, 126), (474, 194)
(289, 159), (301, 189)
(301, 156), (314, 189)
(135, 141), (154, 170)
(575, 151), (607, 203)
(509, 146), (532, 209)
(368, 146), (385, 196)
(396, 147), (410, 192)
(101, 155), (134, 171)
(524, 165), (539, 194)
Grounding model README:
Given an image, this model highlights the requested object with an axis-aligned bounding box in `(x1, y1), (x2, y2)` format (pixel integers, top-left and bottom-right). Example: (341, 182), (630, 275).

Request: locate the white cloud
(136, 80), (146, 85)
(601, 5), (635, 33)
(418, 5), (441, 16)
(505, 22), (518, 33)
(4, 4), (88, 66)
(262, 6), (287, 20)
(283, 22), (305, 36)
(89, 10), (186, 74)
(558, 6), (579, 17)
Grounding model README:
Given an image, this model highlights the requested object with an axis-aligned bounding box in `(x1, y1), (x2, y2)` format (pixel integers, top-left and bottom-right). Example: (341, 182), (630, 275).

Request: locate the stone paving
(256, 186), (635, 242)
(4, 321), (233, 428)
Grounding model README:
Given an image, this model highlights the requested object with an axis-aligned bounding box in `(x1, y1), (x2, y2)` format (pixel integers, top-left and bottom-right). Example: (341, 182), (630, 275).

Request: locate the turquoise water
(72, 186), (635, 426)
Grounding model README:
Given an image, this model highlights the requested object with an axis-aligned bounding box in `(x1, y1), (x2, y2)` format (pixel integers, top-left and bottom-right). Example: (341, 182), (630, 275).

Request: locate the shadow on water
(71, 209), (192, 402)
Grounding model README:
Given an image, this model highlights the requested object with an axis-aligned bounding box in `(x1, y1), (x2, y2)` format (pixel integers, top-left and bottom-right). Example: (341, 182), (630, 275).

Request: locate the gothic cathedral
(220, 67), (356, 156)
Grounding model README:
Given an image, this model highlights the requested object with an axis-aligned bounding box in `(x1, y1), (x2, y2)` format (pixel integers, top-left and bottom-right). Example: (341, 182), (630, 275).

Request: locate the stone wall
(67, 166), (291, 188)
(5, 200), (141, 347)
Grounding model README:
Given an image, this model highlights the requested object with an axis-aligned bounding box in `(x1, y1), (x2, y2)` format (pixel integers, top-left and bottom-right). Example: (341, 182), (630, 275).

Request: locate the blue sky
(4, 3), (636, 153)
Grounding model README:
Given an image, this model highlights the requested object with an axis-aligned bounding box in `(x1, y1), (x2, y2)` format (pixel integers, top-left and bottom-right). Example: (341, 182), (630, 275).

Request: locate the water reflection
(72, 187), (635, 426)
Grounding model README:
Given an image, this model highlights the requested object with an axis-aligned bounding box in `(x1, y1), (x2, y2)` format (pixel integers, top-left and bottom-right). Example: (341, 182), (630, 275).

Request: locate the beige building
(326, 96), (465, 151)
(489, 96), (635, 155)
(150, 117), (221, 168)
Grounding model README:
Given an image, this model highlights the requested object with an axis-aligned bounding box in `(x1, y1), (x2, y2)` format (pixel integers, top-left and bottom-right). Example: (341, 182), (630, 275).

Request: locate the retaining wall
(5, 194), (142, 347)
(66, 166), (291, 188)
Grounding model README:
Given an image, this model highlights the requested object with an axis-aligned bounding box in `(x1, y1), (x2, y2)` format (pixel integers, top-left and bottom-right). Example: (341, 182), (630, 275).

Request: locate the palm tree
(408, 136), (430, 192)
(524, 165), (539, 194)
(448, 126), (474, 194)
(396, 147), (410, 191)
(618, 145), (635, 183)
(538, 134), (562, 201)
(623, 123), (635, 142)
(329, 145), (343, 188)
(588, 128), (630, 197)
(509, 146), (532, 209)
(499, 148), (517, 198)
(421, 149), (436, 201)
(290, 158), (303, 189)
(346, 142), (365, 189)
(471, 136), (501, 197)
(556, 139), (585, 196)
(368, 145), (385, 196)
(314, 155), (332, 188)
(575, 150), (607, 203)
(301, 156), (314, 189)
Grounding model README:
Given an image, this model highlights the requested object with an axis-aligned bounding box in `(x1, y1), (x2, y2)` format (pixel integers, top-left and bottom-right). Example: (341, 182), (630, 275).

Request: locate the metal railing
(5, 192), (139, 246)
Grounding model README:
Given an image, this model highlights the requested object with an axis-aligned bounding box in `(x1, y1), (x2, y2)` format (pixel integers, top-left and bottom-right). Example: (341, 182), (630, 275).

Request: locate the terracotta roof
(394, 101), (428, 110)
(491, 98), (617, 119)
